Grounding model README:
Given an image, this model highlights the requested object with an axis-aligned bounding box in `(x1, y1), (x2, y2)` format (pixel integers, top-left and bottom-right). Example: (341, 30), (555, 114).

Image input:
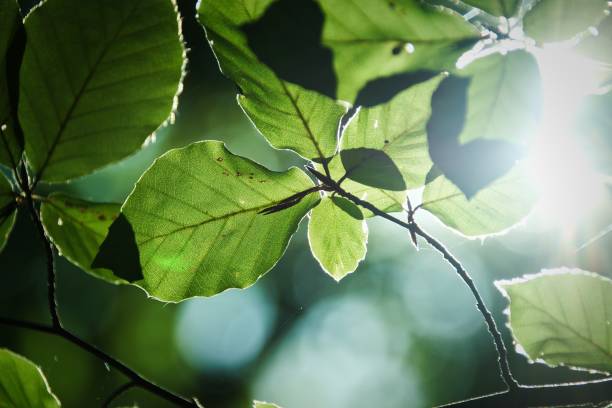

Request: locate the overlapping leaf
(462, 0), (520, 17)
(308, 196), (367, 281)
(524, 0), (608, 43)
(457, 50), (542, 144)
(422, 161), (537, 237)
(0, 349), (61, 408)
(0, 0), (24, 168)
(119, 141), (319, 301)
(497, 269), (612, 374)
(198, 0), (346, 162)
(0, 171), (16, 253)
(40, 193), (122, 283)
(316, 0), (480, 102)
(19, 0), (184, 182)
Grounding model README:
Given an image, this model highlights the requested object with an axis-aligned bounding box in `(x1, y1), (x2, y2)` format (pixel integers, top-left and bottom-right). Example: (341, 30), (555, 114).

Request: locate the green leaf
(462, 0), (520, 17)
(197, 0), (346, 161)
(316, 0), (480, 102)
(457, 50), (542, 144)
(40, 193), (122, 283)
(578, 91), (612, 176)
(340, 74), (443, 189)
(19, 0), (184, 182)
(308, 196), (367, 281)
(497, 268), (612, 374)
(577, 16), (612, 64)
(0, 349), (61, 408)
(523, 0), (608, 43)
(0, 0), (24, 168)
(254, 402), (282, 408)
(120, 141), (319, 301)
(422, 161), (537, 237)
(0, 171), (16, 253)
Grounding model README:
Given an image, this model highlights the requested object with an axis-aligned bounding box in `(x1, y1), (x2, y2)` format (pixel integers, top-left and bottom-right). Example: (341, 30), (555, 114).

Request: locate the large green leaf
(497, 268), (612, 374)
(19, 0), (184, 182)
(340, 74), (443, 189)
(0, 0), (24, 168)
(316, 0), (480, 102)
(422, 161), (537, 237)
(0, 349), (60, 408)
(457, 50), (542, 144)
(40, 193), (122, 283)
(577, 16), (612, 64)
(523, 0), (608, 43)
(198, 0), (346, 162)
(462, 0), (520, 17)
(121, 141), (319, 301)
(308, 196), (367, 281)
(0, 171), (16, 253)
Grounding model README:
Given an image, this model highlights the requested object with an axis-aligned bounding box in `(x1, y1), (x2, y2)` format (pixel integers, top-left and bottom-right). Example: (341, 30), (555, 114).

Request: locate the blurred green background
(1, 0), (611, 407)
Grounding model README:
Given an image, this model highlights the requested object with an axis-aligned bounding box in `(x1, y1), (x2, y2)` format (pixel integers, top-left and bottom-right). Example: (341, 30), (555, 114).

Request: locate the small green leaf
(308, 196), (367, 281)
(120, 141), (319, 301)
(0, 349), (61, 408)
(198, 0), (346, 162)
(254, 401), (282, 408)
(457, 50), (542, 144)
(20, 0), (184, 182)
(462, 0), (520, 17)
(524, 0), (608, 43)
(317, 0), (480, 102)
(577, 16), (612, 65)
(497, 268), (612, 374)
(40, 193), (122, 283)
(340, 74), (443, 189)
(0, 0), (24, 168)
(0, 171), (16, 253)
(422, 161), (537, 237)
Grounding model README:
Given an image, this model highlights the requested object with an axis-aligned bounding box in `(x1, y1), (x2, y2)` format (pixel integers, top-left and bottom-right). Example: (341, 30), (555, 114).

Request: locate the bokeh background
(1, 0), (611, 407)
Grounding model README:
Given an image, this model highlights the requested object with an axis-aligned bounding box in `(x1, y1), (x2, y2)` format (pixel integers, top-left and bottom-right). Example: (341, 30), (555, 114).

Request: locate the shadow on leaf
(354, 71), (439, 108)
(340, 148), (406, 191)
(92, 214), (143, 283)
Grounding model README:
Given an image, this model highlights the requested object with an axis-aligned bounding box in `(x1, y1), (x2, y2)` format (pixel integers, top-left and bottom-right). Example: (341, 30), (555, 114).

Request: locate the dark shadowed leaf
(316, 0), (480, 102)
(497, 268), (612, 374)
(121, 141), (320, 301)
(462, 0), (520, 17)
(198, 0), (346, 162)
(20, 0), (184, 182)
(523, 0), (608, 43)
(341, 148), (406, 191)
(308, 196), (367, 281)
(0, 349), (60, 408)
(0, 171), (16, 253)
(40, 193), (123, 283)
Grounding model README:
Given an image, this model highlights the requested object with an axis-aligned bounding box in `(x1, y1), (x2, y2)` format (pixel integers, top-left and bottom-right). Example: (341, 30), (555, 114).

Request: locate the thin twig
(102, 381), (136, 408)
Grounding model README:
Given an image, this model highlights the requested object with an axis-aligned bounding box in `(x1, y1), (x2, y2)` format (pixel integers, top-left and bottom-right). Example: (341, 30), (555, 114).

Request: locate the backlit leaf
(20, 0), (184, 182)
(497, 268), (612, 374)
(317, 0), (480, 102)
(462, 0), (520, 17)
(254, 402), (282, 408)
(40, 193), (122, 283)
(0, 349), (60, 408)
(308, 196), (367, 281)
(577, 16), (612, 64)
(198, 0), (346, 162)
(120, 141), (320, 301)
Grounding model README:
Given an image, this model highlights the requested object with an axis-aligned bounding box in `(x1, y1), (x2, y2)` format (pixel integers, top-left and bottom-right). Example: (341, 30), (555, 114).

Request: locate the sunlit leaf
(198, 0), (346, 162)
(19, 0), (184, 182)
(340, 74), (444, 189)
(316, 0), (480, 102)
(308, 196), (367, 281)
(577, 16), (612, 64)
(0, 0), (24, 168)
(421, 161), (537, 237)
(119, 141), (319, 301)
(523, 0), (608, 43)
(462, 0), (520, 17)
(40, 193), (122, 283)
(0, 171), (16, 253)
(0, 348), (61, 408)
(254, 401), (282, 408)
(497, 268), (612, 374)
(457, 50), (542, 144)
